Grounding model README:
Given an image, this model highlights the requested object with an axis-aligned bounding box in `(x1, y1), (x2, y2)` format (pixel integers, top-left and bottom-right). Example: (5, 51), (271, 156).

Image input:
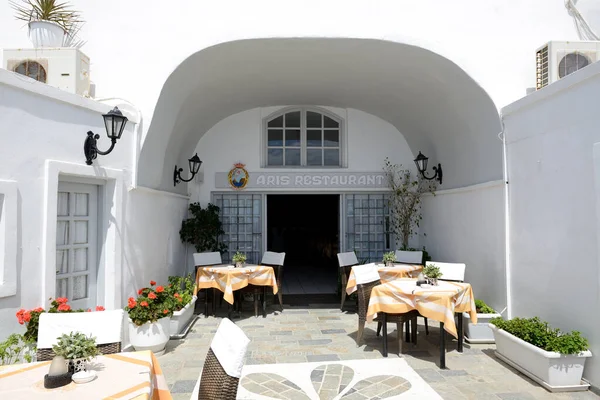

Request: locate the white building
(0, 0), (599, 389)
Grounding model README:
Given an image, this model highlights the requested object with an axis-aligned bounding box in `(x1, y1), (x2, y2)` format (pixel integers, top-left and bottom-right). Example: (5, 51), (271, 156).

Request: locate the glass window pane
(56, 221), (69, 245)
(306, 111), (322, 128)
(74, 193), (89, 216)
(324, 116), (339, 128)
(324, 131), (339, 147)
(74, 221), (88, 244)
(285, 111), (301, 128)
(307, 149), (322, 166)
(307, 130), (322, 147)
(73, 275), (88, 300)
(268, 148), (283, 166)
(74, 248), (88, 272)
(268, 129), (283, 146)
(285, 149), (301, 165)
(285, 129), (301, 147)
(57, 192), (69, 216)
(56, 278), (68, 298)
(268, 115), (283, 127)
(56, 250), (68, 274)
(324, 149), (340, 166)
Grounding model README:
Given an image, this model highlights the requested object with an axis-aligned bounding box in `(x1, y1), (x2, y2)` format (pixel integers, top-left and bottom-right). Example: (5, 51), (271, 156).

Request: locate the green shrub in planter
(474, 299), (495, 314)
(490, 317), (589, 355)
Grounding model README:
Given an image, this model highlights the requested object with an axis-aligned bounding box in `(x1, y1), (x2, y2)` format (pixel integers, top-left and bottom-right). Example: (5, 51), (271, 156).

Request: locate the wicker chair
(337, 252), (359, 310)
(357, 280), (418, 355)
(36, 309), (124, 361)
(191, 318), (250, 400)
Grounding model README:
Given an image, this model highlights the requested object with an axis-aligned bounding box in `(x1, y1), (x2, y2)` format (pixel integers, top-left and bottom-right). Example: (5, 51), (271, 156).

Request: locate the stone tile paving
(159, 304), (600, 400)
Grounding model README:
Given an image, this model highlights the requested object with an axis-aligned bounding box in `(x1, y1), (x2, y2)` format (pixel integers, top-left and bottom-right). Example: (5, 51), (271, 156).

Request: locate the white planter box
(462, 312), (501, 343)
(170, 296), (197, 336)
(28, 21), (65, 47)
(490, 324), (592, 392)
(129, 316), (171, 355)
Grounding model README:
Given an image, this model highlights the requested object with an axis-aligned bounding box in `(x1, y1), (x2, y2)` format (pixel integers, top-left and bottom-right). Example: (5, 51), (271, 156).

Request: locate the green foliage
(384, 158), (436, 248)
(232, 251), (247, 264)
(382, 251), (396, 263)
(52, 331), (99, 361)
(0, 334), (36, 365)
(490, 317), (589, 355)
(423, 264), (442, 279)
(166, 274), (194, 311)
(10, 0), (82, 31)
(474, 299), (495, 314)
(180, 203), (227, 254)
(400, 246), (432, 264)
(126, 281), (176, 326)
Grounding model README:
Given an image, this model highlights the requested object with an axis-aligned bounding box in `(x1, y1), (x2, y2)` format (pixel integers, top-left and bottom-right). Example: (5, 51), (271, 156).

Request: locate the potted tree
(52, 331), (99, 373)
(10, 0), (82, 48)
(490, 317), (592, 391)
(126, 280), (175, 355)
(167, 274), (197, 336)
(462, 299), (501, 343)
(382, 251), (396, 267)
(232, 251), (246, 268)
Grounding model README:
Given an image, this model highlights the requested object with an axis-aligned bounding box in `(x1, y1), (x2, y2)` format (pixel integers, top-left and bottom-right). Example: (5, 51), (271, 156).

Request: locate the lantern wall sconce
(414, 151), (443, 185)
(174, 153), (203, 186)
(84, 107), (128, 165)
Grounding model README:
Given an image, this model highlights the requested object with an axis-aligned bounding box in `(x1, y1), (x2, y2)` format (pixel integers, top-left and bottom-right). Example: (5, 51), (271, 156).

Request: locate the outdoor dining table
(366, 278), (477, 369)
(194, 264), (279, 318)
(345, 262), (424, 295)
(0, 350), (171, 399)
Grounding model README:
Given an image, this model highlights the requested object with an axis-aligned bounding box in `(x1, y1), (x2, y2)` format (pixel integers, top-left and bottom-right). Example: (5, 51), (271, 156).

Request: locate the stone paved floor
(158, 303), (600, 400)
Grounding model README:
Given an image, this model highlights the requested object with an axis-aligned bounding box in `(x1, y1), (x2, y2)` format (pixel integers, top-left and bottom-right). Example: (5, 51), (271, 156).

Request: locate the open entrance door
(266, 194), (339, 295)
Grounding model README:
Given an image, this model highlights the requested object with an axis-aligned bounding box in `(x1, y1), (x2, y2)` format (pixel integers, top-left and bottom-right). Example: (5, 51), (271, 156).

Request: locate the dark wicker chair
(37, 342), (121, 361)
(337, 252), (359, 310)
(198, 348), (240, 400)
(357, 280), (418, 355)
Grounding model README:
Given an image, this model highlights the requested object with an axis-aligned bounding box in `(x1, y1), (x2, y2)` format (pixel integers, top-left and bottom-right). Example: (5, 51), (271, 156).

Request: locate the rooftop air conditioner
(535, 40), (600, 90)
(3, 47), (91, 97)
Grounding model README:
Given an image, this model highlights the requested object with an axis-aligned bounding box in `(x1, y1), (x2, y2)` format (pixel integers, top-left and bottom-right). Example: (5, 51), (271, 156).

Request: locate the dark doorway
(266, 194), (339, 295)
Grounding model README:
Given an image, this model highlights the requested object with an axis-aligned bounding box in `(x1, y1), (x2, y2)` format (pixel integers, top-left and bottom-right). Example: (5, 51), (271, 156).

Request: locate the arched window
(265, 108), (342, 167)
(14, 61), (47, 83)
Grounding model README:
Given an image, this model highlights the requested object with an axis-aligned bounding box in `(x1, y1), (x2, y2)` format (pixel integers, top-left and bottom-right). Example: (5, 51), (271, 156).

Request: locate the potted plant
(52, 331), (99, 373)
(382, 251), (396, 267)
(10, 0), (82, 48)
(166, 274), (197, 336)
(462, 299), (501, 343)
(423, 263), (442, 285)
(232, 251), (246, 268)
(126, 280), (175, 355)
(490, 317), (592, 390)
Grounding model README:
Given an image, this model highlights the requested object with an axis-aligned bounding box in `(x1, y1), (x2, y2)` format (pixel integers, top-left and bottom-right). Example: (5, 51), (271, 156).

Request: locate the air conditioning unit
(535, 41), (600, 90)
(2, 47), (91, 97)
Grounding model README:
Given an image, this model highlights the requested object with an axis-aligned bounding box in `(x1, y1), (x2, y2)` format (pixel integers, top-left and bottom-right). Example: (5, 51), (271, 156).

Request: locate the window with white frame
(265, 109), (342, 167)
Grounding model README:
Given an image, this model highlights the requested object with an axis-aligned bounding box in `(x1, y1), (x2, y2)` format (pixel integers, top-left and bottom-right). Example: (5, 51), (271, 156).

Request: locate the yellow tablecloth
(345, 263), (423, 295)
(366, 279), (477, 338)
(194, 265), (278, 305)
(0, 350), (171, 399)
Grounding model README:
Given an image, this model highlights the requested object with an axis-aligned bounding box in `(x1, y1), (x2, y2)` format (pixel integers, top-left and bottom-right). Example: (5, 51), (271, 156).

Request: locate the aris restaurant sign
(216, 168), (388, 190)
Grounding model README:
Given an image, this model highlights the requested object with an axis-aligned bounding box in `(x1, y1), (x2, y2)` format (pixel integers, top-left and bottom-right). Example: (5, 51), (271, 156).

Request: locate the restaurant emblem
(228, 163), (249, 190)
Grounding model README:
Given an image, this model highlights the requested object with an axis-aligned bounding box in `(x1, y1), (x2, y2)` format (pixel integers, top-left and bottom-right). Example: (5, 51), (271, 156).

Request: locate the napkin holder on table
(44, 355), (72, 389)
(416, 272), (428, 287)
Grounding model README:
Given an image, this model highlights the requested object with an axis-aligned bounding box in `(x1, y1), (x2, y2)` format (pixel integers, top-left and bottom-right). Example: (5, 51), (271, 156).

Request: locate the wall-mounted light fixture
(174, 153), (202, 186)
(84, 107), (128, 165)
(414, 151), (443, 184)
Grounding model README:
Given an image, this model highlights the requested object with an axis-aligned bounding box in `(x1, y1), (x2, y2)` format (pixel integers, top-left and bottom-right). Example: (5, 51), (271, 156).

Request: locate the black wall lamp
(84, 107), (128, 165)
(174, 154), (202, 186)
(414, 151), (443, 184)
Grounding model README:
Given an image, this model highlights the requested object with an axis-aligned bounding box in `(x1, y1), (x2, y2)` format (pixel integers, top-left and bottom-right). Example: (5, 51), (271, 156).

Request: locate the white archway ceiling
(139, 37), (502, 191)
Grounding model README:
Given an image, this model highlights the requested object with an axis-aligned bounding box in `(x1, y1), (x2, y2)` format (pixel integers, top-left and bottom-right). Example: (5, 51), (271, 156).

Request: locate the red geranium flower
(140, 301), (149, 307)
(87, 308), (92, 312)
(128, 299), (137, 309)
(16, 309), (25, 317)
(163, 309), (168, 314)
(138, 288), (144, 295)
(23, 312), (31, 323)
(34, 307), (44, 313)
(56, 297), (68, 304)
(148, 292), (157, 300)
(174, 293), (181, 298)
(150, 280), (156, 286)
(96, 306), (105, 311)
(156, 286), (164, 293)
(57, 304), (71, 312)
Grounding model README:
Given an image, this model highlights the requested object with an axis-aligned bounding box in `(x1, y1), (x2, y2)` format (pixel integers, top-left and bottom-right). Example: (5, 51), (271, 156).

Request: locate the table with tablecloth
(0, 350), (171, 399)
(194, 264), (278, 305)
(345, 263), (423, 295)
